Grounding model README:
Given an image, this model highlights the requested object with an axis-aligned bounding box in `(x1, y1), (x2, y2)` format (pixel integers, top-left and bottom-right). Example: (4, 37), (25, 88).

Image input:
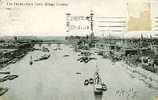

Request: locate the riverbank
(125, 62), (158, 90)
(0, 43), (34, 69)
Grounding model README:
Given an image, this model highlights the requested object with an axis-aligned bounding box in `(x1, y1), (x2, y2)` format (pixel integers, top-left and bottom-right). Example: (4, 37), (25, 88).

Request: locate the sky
(0, 0), (158, 37)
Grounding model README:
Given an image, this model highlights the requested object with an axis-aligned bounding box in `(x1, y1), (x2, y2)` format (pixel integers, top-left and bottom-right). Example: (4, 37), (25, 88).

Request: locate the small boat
(30, 56), (33, 65)
(78, 56), (90, 63)
(0, 72), (10, 74)
(101, 83), (107, 91)
(93, 71), (103, 94)
(84, 79), (89, 85)
(30, 61), (33, 65)
(34, 54), (50, 61)
(63, 54), (70, 57)
(75, 72), (81, 75)
(0, 87), (8, 96)
(8, 75), (18, 80)
(89, 78), (94, 84)
(0, 74), (18, 82)
(40, 54), (50, 60)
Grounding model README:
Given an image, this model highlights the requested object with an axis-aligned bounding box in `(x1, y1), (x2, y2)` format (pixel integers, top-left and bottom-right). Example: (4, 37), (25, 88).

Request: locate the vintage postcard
(0, 0), (158, 100)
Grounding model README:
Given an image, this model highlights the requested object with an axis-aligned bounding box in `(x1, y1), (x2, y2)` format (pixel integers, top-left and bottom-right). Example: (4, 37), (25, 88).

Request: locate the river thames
(0, 44), (158, 100)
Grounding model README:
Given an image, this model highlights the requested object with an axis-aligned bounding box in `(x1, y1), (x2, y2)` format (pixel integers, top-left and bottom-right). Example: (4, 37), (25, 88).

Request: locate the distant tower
(90, 10), (94, 40)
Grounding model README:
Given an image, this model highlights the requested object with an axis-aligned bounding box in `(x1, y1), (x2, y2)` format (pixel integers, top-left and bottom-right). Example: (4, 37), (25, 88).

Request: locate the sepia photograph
(0, 0), (158, 100)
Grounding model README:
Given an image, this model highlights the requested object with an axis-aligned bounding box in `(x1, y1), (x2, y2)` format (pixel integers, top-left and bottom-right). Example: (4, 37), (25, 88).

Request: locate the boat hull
(93, 84), (103, 95)
(94, 89), (103, 95)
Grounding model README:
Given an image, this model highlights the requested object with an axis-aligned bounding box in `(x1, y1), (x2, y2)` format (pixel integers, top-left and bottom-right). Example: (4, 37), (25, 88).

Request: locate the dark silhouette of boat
(93, 71), (103, 94)
(84, 79), (89, 85)
(34, 54), (50, 62)
(0, 87), (8, 96)
(30, 56), (33, 65)
(39, 54), (50, 60)
(89, 78), (94, 84)
(93, 66), (107, 94)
